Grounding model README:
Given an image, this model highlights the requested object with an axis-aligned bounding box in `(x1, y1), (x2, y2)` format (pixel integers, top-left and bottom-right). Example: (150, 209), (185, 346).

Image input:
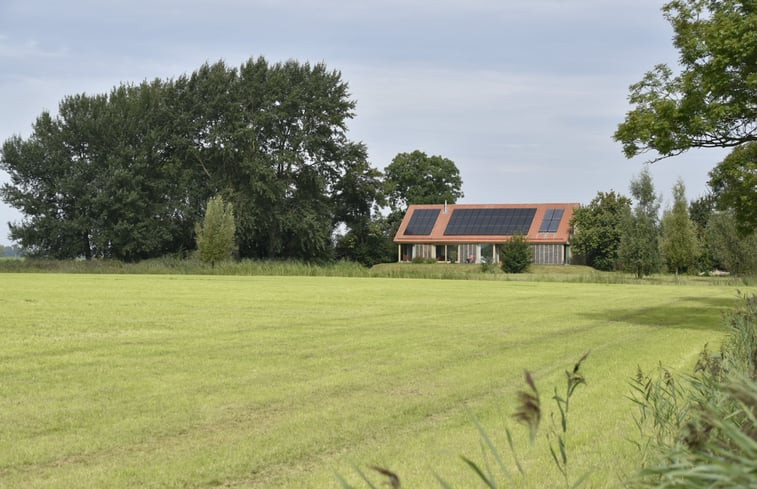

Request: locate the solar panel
(538, 208), (564, 233)
(405, 209), (440, 235)
(444, 208), (536, 235)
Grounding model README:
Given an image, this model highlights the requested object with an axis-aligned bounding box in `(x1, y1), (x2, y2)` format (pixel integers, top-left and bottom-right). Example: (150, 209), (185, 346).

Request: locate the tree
(708, 142), (757, 235)
(570, 191), (632, 271)
(169, 58), (365, 261)
(614, 0), (757, 160)
(706, 211), (757, 275)
(500, 235), (532, 273)
(0, 245), (20, 257)
(335, 217), (396, 267)
(331, 146), (392, 266)
(660, 179), (700, 275)
(1, 57), (373, 262)
(689, 193), (719, 271)
(384, 150), (463, 215)
(0, 81), (204, 261)
(195, 195), (236, 267)
(618, 168), (662, 278)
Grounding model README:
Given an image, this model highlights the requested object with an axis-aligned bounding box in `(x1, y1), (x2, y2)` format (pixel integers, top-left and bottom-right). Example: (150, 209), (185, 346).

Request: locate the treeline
(1, 244), (21, 257)
(0, 60), (365, 262)
(0, 57), (464, 265)
(571, 167), (757, 277)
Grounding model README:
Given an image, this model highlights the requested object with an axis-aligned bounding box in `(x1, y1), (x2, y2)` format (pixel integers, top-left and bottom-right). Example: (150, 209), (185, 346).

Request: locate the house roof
(394, 203), (579, 244)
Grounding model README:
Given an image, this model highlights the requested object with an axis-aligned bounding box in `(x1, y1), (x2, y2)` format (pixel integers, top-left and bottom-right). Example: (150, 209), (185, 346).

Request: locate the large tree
(570, 191), (632, 271)
(384, 150), (463, 215)
(707, 141), (757, 235)
(1, 57), (375, 262)
(614, 0), (756, 159)
(660, 179), (700, 275)
(332, 151), (392, 266)
(0, 87), (189, 261)
(619, 168), (662, 278)
(706, 211), (757, 275)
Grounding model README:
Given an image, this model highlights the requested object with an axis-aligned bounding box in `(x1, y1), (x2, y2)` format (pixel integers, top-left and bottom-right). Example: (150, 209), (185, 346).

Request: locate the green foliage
(0, 57), (379, 262)
(499, 235), (532, 273)
(705, 211), (757, 275)
(614, 0), (757, 159)
(708, 142), (757, 235)
(571, 191), (632, 271)
(688, 194), (719, 271)
(195, 195), (236, 267)
(619, 169), (661, 278)
(384, 150), (463, 214)
(411, 256), (437, 264)
(0, 244), (20, 257)
(335, 220), (396, 267)
(660, 179), (700, 275)
(629, 294), (757, 489)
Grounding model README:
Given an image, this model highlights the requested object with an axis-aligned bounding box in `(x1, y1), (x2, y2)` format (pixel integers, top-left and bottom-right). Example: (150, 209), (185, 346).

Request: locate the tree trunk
(84, 232), (92, 260)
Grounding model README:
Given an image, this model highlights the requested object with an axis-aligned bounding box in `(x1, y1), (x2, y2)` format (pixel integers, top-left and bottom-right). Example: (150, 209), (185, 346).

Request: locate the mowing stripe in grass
(0, 274), (748, 488)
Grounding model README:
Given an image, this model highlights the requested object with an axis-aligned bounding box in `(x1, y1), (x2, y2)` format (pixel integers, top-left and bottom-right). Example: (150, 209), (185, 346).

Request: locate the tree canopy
(660, 179), (700, 275)
(614, 0), (757, 160)
(619, 168), (662, 278)
(707, 141), (757, 235)
(0, 57), (381, 262)
(384, 150), (463, 214)
(570, 191), (632, 271)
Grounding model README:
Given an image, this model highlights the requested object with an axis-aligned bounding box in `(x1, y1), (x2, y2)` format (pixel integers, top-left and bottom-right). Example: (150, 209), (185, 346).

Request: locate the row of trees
(0, 245), (21, 257)
(0, 57), (463, 264)
(571, 166), (756, 277)
(595, 0), (755, 277)
(1, 0), (753, 271)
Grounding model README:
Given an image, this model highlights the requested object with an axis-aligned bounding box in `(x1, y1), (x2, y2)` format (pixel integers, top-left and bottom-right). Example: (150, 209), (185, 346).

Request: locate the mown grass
(0, 274), (751, 488)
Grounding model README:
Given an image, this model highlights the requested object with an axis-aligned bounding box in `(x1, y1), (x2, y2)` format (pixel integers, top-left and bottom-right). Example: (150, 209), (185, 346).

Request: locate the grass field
(0, 273), (750, 488)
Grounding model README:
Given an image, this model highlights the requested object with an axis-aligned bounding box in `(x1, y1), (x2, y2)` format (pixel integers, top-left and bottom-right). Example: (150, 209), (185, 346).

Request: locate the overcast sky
(0, 0), (729, 246)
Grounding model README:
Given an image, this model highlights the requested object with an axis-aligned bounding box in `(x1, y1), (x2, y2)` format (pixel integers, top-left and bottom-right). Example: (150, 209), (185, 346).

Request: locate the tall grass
(628, 293), (757, 488)
(0, 257), (752, 286)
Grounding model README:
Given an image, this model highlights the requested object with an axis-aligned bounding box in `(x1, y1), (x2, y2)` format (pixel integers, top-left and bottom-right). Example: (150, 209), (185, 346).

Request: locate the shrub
(411, 256), (437, 264)
(500, 235), (532, 273)
(195, 195), (236, 268)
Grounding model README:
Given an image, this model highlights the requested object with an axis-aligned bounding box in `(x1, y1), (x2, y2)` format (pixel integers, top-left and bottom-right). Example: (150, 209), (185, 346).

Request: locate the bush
(500, 235), (532, 273)
(411, 256), (437, 264)
(195, 195), (236, 268)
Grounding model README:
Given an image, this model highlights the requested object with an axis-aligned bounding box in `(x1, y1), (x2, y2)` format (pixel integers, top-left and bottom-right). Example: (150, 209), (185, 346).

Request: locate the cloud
(0, 34), (67, 60)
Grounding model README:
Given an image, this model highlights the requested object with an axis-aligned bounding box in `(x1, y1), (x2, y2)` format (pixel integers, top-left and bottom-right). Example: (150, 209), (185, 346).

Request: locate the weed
(340, 353), (592, 489)
(629, 293), (757, 488)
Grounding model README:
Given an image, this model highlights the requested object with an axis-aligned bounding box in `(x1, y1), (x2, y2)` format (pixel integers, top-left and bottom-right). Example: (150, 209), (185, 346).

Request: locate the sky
(0, 0), (730, 246)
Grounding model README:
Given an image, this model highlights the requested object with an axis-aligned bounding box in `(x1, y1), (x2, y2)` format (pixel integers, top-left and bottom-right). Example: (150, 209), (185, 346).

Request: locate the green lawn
(0, 274), (748, 488)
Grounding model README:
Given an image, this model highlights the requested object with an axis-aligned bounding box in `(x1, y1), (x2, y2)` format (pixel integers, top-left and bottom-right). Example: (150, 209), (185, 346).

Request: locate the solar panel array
(538, 208), (564, 233)
(404, 209), (440, 235)
(444, 208), (536, 235)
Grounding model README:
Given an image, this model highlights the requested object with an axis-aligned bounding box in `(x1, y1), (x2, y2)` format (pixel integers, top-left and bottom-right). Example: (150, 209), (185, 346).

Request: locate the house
(393, 203), (579, 265)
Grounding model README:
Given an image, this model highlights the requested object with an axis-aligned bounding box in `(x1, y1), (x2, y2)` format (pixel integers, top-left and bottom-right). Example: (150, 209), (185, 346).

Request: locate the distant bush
(411, 256), (437, 264)
(500, 235), (532, 273)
